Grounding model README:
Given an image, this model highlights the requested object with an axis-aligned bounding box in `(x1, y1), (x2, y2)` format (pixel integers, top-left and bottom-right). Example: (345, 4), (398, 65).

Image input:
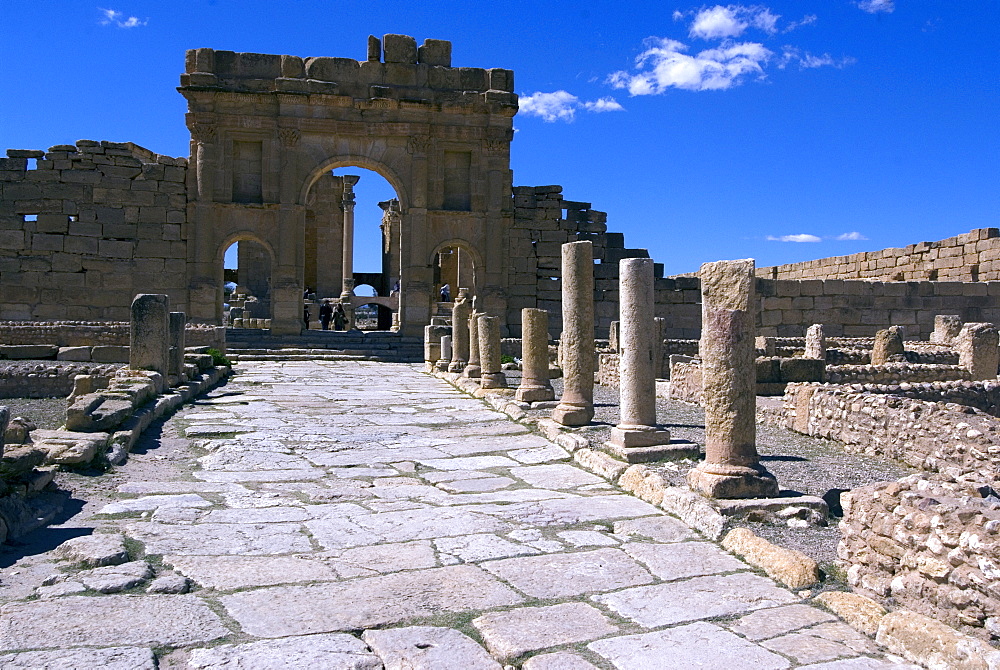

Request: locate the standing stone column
(130, 294), (170, 379)
(871, 327), (904, 365)
(341, 175), (360, 294)
(478, 315), (506, 389)
(653, 317), (666, 379)
(957, 322), (999, 380)
(552, 241), (595, 426)
(804, 324), (826, 360)
(607, 259), (676, 460)
(424, 324), (449, 372)
(169, 312), (186, 382)
(688, 260), (778, 499)
(609, 321), (620, 353)
(436, 335), (452, 372)
(931, 315), (963, 345)
(516, 308), (554, 403)
(449, 290), (471, 372)
(463, 311), (483, 378)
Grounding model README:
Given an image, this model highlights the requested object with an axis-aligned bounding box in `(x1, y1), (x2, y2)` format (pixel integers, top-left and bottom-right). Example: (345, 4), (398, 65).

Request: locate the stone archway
(216, 233), (277, 325)
(180, 35), (516, 336)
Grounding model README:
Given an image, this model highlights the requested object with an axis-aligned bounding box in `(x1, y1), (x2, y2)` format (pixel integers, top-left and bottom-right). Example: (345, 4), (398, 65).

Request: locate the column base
(551, 402), (594, 426)
(448, 360), (467, 373)
(687, 463), (779, 500)
(604, 426), (700, 464)
(435, 360), (450, 372)
(480, 372), (507, 389)
(463, 364), (481, 379)
(515, 385), (555, 403)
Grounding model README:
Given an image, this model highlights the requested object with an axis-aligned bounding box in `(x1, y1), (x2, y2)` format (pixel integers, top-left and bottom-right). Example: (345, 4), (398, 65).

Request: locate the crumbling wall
(0, 362), (123, 398)
(0, 141), (188, 321)
(0, 321), (223, 352)
(758, 228), (1000, 282)
(824, 363), (970, 385)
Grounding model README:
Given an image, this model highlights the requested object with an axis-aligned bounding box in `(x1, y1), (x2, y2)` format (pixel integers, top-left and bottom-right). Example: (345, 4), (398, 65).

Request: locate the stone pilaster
(687, 259), (778, 499)
(341, 175), (360, 294)
(516, 308), (554, 403)
(552, 241), (595, 426)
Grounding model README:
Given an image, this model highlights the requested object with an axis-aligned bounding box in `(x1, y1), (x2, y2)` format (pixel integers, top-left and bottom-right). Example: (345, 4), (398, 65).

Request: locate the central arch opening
(303, 165), (400, 330)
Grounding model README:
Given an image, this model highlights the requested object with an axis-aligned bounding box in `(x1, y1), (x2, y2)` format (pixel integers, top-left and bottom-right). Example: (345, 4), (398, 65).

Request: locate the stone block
(383, 34), (417, 64)
(92, 345), (130, 363)
(0, 345), (58, 360)
(778, 357), (825, 383)
(57, 346), (92, 362)
(418, 39), (451, 67)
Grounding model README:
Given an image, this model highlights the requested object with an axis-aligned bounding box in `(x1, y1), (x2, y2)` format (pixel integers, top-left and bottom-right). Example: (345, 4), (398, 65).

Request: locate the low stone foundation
(0, 362), (123, 399)
(825, 363), (970, 385)
(0, 321), (225, 352)
(840, 472), (1000, 639)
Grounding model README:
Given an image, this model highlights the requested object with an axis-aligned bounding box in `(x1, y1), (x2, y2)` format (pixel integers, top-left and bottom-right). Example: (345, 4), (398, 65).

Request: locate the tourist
(333, 303), (347, 331)
(319, 300), (333, 330)
(440, 283), (451, 302)
(303, 303), (311, 330)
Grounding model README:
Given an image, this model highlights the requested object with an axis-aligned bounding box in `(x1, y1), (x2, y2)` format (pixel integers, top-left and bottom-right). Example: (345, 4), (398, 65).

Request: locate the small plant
(501, 354), (515, 365)
(205, 348), (232, 367)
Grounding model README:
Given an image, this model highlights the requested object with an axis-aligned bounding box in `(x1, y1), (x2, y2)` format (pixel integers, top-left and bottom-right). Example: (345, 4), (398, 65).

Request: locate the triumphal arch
(180, 35), (517, 335)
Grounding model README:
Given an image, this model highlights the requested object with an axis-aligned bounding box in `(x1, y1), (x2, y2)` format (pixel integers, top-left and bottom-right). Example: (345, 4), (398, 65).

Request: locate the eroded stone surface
(728, 604), (837, 641)
(187, 633), (382, 669)
(0, 647), (157, 670)
(481, 548), (655, 598)
(622, 541), (747, 581)
(473, 602), (618, 660)
(363, 625), (502, 670)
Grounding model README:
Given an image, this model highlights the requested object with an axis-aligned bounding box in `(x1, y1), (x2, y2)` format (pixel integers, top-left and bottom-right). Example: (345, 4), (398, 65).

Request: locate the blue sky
(2, 1), (997, 274)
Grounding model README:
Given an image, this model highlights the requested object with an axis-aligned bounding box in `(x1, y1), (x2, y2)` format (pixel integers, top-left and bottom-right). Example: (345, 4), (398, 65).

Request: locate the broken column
(957, 322), (1000, 381)
(478, 315), (506, 389)
(688, 259), (778, 499)
(463, 311), (483, 378)
(653, 316), (666, 379)
(609, 321), (620, 352)
(449, 289), (471, 372)
(552, 241), (595, 426)
(436, 335), (452, 372)
(130, 294), (170, 381)
(516, 308), (554, 403)
(931, 315), (963, 345)
(804, 324), (826, 360)
(871, 327), (904, 365)
(169, 312), (186, 382)
(606, 259), (674, 460)
(423, 324), (449, 372)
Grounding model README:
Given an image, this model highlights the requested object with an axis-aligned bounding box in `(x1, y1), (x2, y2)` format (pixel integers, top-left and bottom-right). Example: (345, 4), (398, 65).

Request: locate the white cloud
(779, 47), (856, 70)
(519, 91), (625, 122)
(686, 5), (781, 39)
(835, 232), (868, 241)
(609, 37), (771, 94)
(784, 14), (817, 32)
(857, 0), (894, 13)
(767, 234), (822, 242)
(98, 8), (148, 28)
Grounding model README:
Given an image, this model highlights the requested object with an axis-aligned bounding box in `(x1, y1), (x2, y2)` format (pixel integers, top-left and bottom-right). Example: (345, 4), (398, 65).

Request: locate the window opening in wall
(26, 158), (37, 170)
(69, 215), (78, 222)
(23, 214), (37, 222)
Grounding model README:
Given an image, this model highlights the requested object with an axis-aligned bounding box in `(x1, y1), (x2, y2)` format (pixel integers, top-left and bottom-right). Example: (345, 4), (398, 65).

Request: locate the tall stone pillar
(688, 260), (778, 499)
(449, 289), (471, 372)
(463, 311), (483, 378)
(341, 175), (360, 294)
(478, 315), (506, 389)
(552, 241), (595, 426)
(653, 316), (666, 379)
(957, 322), (1000, 380)
(130, 294), (170, 386)
(516, 308), (554, 403)
(169, 311), (186, 382)
(804, 324), (826, 360)
(606, 259), (689, 462)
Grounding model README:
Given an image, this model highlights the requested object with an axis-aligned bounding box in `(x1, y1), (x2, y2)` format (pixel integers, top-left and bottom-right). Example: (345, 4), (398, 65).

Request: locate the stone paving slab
(219, 565), (524, 637)
(481, 548), (656, 598)
(163, 554), (341, 590)
(0, 595), (228, 651)
(186, 633), (382, 669)
(362, 626), (502, 670)
(0, 647), (157, 670)
(473, 602), (619, 661)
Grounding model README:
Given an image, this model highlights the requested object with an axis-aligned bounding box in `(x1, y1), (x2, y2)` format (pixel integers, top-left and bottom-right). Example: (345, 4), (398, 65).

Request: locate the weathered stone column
(804, 324), (826, 360)
(169, 311), (186, 381)
(607, 258), (672, 456)
(871, 327), (904, 365)
(931, 315), (963, 345)
(341, 175), (360, 293)
(688, 260), (778, 499)
(424, 324), (449, 372)
(957, 322), (999, 380)
(0, 405), (9, 458)
(478, 315), (506, 389)
(609, 321), (620, 353)
(436, 335), (452, 372)
(552, 241), (595, 426)
(130, 294), (170, 379)
(516, 308), (554, 403)
(463, 311), (483, 378)
(449, 289), (471, 372)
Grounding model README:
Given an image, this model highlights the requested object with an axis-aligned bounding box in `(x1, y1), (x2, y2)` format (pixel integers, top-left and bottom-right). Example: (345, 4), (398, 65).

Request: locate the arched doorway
(218, 235), (275, 327)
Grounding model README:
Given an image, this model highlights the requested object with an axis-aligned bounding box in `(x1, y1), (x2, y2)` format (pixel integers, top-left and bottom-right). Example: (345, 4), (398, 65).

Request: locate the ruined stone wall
(0, 142), (188, 321)
(0, 321), (224, 351)
(824, 363), (970, 385)
(840, 473), (1000, 639)
(758, 228), (1000, 282)
(668, 358), (703, 404)
(0, 362), (123, 398)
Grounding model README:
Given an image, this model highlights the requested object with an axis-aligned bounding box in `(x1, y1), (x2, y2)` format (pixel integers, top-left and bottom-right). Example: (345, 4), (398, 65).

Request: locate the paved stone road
(0, 361), (920, 669)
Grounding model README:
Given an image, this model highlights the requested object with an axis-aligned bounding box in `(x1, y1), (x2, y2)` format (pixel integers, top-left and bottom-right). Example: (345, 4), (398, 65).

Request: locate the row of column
(426, 241), (778, 500)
